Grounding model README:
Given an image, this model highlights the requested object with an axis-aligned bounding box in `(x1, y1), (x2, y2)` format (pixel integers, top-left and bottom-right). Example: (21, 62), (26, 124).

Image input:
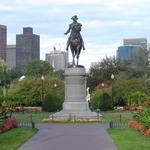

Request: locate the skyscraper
(0, 25), (7, 61)
(117, 38), (148, 68)
(117, 45), (143, 61)
(16, 27), (40, 71)
(45, 48), (68, 71)
(6, 45), (16, 69)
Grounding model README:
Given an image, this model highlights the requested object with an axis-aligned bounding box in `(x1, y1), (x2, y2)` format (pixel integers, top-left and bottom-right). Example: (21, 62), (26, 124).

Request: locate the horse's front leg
(72, 50), (75, 66)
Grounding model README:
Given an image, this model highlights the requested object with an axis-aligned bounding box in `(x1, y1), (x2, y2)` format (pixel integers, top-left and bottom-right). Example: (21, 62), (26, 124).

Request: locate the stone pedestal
(53, 66), (101, 118)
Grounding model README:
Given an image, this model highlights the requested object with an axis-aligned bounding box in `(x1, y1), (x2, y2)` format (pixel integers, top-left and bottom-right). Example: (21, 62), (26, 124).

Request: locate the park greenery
(1, 55), (150, 114)
(0, 59), (64, 116)
(0, 127), (37, 150)
(24, 59), (54, 77)
(88, 56), (150, 111)
(108, 127), (150, 150)
(137, 107), (150, 128)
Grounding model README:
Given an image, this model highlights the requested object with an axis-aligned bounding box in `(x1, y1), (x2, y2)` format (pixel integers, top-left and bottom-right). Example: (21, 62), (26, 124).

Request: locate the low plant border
(128, 119), (150, 138)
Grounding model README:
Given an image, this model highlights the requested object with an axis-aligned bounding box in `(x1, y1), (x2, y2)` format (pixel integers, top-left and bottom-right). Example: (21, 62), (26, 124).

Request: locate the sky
(1, 0), (150, 70)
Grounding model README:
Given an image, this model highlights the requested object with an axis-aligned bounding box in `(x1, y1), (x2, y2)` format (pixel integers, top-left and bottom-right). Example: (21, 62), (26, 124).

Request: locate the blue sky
(1, 0), (150, 70)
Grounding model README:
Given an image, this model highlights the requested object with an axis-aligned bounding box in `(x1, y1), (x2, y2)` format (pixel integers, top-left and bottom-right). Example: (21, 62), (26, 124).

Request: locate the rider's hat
(71, 15), (78, 20)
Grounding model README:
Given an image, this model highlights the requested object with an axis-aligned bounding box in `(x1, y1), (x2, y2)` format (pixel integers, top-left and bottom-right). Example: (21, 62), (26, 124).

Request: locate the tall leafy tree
(6, 76), (64, 107)
(24, 59), (54, 77)
(87, 56), (119, 91)
(0, 59), (7, 80)
(0, 59), (8, 95)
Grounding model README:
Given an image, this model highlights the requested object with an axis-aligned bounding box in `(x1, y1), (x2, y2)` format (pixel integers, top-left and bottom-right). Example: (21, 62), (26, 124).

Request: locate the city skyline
(1, 0), (150, 69)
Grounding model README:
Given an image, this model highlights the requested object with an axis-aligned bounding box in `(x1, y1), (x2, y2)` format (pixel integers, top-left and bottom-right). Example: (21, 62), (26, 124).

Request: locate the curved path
(19, 124), (117, 150)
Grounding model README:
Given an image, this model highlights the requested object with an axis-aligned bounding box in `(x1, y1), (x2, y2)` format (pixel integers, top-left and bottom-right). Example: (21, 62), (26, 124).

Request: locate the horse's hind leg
(76, 54), (79, 65)
(76, 48), (81, 65)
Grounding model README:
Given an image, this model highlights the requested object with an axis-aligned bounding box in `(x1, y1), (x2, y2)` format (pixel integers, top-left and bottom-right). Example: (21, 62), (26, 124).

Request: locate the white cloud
(83, 20), (142, 29)
(40, 35), (66, 59)
(1, 0), (150, 71)
(104, 0), (143, 12)
(0, 4), (21, 12)
(14, 0), (100, 6)
(40, 34), (118, 70)
(79, 43), (119, 70)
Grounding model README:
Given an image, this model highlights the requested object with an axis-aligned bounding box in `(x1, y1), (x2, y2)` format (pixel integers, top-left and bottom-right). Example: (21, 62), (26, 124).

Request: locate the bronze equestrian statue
(64, 15), (85, 66)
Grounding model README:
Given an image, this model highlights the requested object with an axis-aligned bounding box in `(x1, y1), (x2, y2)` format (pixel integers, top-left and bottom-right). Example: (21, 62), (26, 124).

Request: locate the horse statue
(64, 15), (85, 66)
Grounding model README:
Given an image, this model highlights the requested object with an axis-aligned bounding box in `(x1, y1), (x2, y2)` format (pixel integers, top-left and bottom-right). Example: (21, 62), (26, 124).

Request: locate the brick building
(0, 25), (7, 61)
(16, 27), (40, 71)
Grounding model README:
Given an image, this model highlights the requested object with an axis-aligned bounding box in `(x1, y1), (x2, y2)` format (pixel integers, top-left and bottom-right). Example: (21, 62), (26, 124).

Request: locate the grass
(13, 112), (50, 123)
(12, 111), (134, 124)
(101, 111), (134, 123)
(108, 127), (150, 150)
(0, 127), (37, 150)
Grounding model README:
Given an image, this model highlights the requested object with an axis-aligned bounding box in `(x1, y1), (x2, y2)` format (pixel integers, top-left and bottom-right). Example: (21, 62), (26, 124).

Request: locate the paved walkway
(19, 124), (117, 150)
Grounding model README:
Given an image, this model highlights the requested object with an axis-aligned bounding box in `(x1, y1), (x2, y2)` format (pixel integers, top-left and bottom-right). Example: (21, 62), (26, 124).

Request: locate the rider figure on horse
(64, 15), (85, 51)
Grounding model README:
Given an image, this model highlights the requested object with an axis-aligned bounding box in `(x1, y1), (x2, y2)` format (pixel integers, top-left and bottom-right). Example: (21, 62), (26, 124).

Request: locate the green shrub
(91, 89), (113, 111)
(137, 107), (150, 128)
(117, 97), (126, 106)
(100, 93), (113, 111)
(42, 94), (63, 112)
(0, 113), (4, 128)
(90, 91), (101, 110)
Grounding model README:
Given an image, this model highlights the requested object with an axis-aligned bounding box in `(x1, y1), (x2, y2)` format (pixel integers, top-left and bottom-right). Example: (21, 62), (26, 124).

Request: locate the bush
(91, 89), (113, 111)
(90, 91), (101, 110)
(137, 107), (150, 128)
(100, 93), (113, 111)
(0, 114), (4, 128)
(42, 94), (63, 112)
(127, 91), (147, 105)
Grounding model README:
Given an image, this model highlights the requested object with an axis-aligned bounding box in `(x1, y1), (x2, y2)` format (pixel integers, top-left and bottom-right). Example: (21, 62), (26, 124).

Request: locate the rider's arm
(64, 25), (71, 35)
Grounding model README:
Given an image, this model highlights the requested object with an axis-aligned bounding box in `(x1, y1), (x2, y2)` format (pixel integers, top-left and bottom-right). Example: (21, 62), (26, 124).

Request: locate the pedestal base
(52, 110), (100, 118)
(51, 67), (102, 119)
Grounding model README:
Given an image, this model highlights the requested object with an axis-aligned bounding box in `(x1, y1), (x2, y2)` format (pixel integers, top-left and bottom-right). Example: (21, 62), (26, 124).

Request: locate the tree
(6, 76), (64, 108)
(112, 78), (150, 106)
(0, 59), (8, 96)
(54, 70), (64, 80)
(0, 59), (8, 80)
(24, 60), (54, 77)
(87, 56), (119, 91)
(8, 69), (23, 80)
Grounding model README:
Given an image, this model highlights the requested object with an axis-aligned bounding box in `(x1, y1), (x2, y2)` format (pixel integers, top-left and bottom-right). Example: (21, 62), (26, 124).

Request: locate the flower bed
(128, 119), (150, 137)
(42, 117), (99, 123)
(0, 117), (17, 133)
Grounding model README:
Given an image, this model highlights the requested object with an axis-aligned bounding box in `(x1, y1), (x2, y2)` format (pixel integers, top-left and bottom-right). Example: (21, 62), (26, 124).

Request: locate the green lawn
(0, 127), (37, 150)
(108, 127), (150, 150)
(12, 111), (134, 124)
(101, 111), (134, 123)
(13, 112), (50, 123)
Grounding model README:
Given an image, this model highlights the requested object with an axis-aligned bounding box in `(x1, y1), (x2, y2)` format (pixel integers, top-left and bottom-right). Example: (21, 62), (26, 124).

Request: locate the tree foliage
(112, 78), (150, 106)
(6, 76), (64, 108)
(90, 87), (113, 111)
(24, 60), (54, 77)
(0, 59), (8, 82)
(42, 94), (63, 112)
(87, 56), (120, 91)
